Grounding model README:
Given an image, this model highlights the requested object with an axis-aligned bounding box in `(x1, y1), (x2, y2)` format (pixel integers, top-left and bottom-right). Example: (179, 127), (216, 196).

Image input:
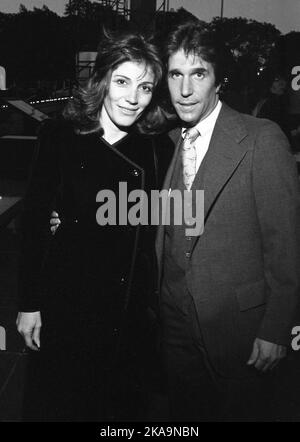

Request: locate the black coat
(19, 119), (173, 359)
(18, 119), (174, 420)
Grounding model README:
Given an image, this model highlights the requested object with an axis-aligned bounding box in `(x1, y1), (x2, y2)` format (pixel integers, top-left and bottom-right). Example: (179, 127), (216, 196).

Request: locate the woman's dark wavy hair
(63, 30), (167, 135)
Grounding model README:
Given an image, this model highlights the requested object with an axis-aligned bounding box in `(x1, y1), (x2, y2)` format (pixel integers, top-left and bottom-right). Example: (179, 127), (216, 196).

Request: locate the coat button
(185, 252), (191, 258)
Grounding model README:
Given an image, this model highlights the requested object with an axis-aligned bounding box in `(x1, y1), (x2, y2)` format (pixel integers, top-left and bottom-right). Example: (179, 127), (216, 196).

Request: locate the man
(155, 21), (300, 421)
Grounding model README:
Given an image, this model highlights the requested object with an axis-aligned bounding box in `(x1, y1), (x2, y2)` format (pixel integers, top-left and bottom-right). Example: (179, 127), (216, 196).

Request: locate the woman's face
(102, 60), (155, 130)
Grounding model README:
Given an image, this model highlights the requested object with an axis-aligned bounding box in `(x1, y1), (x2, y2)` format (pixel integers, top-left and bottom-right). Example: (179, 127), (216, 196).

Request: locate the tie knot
(184, 127), (200, 143)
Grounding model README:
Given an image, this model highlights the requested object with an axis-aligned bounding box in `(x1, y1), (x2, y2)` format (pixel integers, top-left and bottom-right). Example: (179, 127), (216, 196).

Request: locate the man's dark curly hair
(164, 20), (227, 87)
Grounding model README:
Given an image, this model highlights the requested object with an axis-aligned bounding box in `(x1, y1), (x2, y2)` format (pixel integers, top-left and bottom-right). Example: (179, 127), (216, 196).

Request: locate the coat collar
(216, 102), (248, 144)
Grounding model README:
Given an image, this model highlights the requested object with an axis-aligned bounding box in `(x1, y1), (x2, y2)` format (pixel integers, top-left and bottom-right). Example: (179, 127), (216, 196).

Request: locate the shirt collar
(182, 100), (222, 139)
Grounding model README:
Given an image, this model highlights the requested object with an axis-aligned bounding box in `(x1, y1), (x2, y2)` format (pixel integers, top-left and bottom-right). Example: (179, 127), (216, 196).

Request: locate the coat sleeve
(18, 119), (61, 312)
(252, 120), (300, 345)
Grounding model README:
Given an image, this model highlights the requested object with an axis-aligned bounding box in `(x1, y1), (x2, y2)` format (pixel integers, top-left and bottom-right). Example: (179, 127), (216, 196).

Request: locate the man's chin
(177, 114), (198, 126)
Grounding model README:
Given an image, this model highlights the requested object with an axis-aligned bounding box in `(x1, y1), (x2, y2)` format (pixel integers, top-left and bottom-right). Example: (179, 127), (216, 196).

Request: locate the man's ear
(216, 84), (221, 94)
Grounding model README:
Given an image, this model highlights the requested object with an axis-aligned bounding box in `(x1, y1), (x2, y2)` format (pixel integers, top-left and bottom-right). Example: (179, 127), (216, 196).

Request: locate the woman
(253, 72), (290, 138)
(16, 31), (172, 421)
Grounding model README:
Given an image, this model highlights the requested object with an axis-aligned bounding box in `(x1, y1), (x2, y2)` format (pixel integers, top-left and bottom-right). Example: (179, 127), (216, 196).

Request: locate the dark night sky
(1, 0), (300, 33)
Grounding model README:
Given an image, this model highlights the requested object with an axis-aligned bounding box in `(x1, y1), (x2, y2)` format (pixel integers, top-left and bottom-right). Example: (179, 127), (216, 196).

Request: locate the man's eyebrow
(168, 67), (207, 74)
(191, 67), (207, 73)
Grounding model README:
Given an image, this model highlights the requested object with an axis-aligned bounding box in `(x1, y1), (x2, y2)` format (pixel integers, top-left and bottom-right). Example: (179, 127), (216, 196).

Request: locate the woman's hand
(50, 211), (61, 235)
(16, 311), (42, 351)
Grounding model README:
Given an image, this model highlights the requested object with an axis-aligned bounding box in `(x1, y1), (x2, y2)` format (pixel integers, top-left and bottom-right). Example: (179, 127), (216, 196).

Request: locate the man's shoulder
(240, 111), (281, 133)
(219, 103), (285, 140)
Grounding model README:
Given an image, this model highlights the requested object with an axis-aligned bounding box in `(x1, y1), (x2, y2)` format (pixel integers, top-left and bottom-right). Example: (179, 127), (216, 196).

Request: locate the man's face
(167, 49), (220, 126)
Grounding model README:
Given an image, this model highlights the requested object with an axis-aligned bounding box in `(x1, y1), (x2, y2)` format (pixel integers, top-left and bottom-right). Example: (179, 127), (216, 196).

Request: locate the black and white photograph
(1, 0), (300, 424)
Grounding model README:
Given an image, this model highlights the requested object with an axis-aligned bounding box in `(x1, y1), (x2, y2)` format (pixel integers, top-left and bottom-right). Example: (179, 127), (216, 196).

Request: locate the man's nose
(126, 87), (138, 104)
(181, 77), (193, 97)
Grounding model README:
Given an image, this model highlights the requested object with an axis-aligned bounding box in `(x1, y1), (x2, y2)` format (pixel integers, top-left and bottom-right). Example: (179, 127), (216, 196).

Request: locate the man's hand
(16, 311), (42, 351)
(50, 211), (61, 235)
(247, 338), (287, 372)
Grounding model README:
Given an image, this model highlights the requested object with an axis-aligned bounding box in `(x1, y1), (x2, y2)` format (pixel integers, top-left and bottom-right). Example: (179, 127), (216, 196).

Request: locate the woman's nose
(126, 88), (138, 104)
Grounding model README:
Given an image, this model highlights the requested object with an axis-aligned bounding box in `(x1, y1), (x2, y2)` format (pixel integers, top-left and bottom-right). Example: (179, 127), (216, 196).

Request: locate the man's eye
(195, 72), (204, 79)
(170, 72), (181, 79)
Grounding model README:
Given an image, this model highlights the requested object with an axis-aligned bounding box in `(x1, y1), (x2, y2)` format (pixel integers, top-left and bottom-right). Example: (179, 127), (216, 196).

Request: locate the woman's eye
(116, 79), (126, 85)
(142, 85), (153, 93)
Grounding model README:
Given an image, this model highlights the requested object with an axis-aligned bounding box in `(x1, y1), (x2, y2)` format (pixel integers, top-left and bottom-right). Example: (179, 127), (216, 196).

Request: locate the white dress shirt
(181, 100), (222, 173)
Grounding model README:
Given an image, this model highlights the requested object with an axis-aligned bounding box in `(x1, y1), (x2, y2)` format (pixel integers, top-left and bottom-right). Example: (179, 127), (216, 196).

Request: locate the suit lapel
(155, 127), (182, 281)
(190, 104), (249, 251)
(202, 122), (248, 220)
(161, 127), (182, 192)
(155, 104), (250, 280)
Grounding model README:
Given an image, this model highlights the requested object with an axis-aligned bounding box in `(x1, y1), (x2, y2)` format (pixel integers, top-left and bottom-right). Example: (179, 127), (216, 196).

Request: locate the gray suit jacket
(156, 104), (300, 377)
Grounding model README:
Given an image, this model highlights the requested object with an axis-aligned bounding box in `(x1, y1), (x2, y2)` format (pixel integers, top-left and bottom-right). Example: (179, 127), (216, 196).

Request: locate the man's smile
(177, 102), (198, 111)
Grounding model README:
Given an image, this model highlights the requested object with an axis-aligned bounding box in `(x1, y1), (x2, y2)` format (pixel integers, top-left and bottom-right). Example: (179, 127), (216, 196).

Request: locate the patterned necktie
(182, 127), (200, 191)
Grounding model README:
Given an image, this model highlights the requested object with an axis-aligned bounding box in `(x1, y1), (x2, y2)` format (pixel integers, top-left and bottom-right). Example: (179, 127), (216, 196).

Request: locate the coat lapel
(155, 104), (250, 281)
(155, 127), (182, 281)
(161, 127), (182, 192)
(189, 104), (249, 252)
(202, 114), (249, 219)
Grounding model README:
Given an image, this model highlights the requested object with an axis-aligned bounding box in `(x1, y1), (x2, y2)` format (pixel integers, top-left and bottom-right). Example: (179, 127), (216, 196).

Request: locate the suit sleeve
(252, 120), (300, 345)
(18, 120), (61, 312)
